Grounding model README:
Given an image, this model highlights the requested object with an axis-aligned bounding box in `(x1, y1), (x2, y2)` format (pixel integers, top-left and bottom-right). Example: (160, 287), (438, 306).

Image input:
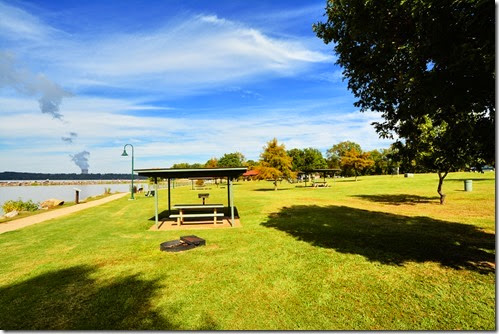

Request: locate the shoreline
(0, 180), (139, 187)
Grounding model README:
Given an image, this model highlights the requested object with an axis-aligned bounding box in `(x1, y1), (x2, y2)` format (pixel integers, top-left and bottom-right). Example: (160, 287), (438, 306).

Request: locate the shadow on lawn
(353, 194), (439, 205)
(253, 188), (292, 192)
(0, 265), (219, 330)
(150, 207), (240, 221)
(446, 178), (495, 182)
(262, 205), (495, 274)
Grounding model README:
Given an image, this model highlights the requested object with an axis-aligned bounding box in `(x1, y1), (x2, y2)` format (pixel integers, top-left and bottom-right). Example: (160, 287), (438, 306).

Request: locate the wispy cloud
(0, 4), (331, 95)
(0, 2), (392, 173)
(0, 1), (60, 42)
(0, 95), (392, 172)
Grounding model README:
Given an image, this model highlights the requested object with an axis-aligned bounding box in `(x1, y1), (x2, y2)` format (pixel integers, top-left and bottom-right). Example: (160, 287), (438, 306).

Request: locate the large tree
(288, 147), (327, 172)
(326, 141), (362, 169)
(256, 138), (295, 190)
(340, 148), (374, 181)
(314, 0), (494, 203)
(218, 152), (245, 168)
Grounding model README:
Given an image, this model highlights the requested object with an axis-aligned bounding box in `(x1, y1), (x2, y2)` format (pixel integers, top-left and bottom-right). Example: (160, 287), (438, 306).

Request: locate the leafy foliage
(314, 0), (494, 203)
(2, 198), (39, 213)
(217, 152), (245, 167)
(287, 147), (327, 172)
(204, 157), (218, 168)
(340, 148), (374, 181)
(257, 138), (295, 190)
(326, 141), (362, 169)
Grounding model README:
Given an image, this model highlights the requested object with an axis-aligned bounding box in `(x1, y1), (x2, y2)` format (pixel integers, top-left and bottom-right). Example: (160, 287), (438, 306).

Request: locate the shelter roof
(135, 167), (247, 179)
(301, 168), (341, 173)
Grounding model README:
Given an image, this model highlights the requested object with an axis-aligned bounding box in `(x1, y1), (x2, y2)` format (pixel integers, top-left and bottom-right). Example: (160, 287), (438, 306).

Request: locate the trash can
(464, 180), (472, 192)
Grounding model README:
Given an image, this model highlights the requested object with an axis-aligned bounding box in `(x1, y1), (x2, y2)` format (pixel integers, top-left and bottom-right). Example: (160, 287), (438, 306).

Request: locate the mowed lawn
(0, 172), (495, 330)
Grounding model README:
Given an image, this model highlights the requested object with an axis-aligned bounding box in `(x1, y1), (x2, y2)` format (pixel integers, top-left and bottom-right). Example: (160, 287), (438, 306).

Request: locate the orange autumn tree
(256, 138), (295, 190)
(340, 148), (374, 181)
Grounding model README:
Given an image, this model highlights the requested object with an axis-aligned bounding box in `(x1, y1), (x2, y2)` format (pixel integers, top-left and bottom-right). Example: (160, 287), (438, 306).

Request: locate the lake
(0, 182), (149, 215)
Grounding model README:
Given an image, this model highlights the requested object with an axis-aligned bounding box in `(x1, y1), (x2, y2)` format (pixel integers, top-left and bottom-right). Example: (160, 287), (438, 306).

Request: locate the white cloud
(0, 2), (60, 43)
(0, 95), (393, 173)
(0, 4), (331, 94)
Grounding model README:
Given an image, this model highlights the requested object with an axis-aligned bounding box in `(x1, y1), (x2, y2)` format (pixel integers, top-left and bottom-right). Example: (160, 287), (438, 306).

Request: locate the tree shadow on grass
(353, 194), (439, 205)
(446, 178), (495, 182)
(253, 188), (292, 192)
(149, 207), (239, 221)
(0, 265), (173, 330)
(262, 205), (495, 274)
(0, 265), (218, 330)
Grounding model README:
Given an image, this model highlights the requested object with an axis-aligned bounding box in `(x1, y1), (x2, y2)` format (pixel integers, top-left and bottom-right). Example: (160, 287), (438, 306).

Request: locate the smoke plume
(61, 132), (78, 143)
(0, 52), (72, 119)
(70, 151), (90, 172)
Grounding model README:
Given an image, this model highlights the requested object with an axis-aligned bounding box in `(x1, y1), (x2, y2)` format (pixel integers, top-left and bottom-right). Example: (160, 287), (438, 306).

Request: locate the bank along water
(0, 182), (149, 215)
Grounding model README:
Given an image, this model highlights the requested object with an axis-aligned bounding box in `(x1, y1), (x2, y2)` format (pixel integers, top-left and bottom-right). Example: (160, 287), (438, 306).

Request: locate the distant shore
(0, 180), (137, 187)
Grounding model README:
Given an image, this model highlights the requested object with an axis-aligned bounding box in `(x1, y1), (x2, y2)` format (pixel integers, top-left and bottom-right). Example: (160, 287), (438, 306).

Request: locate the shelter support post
(229, 177), (235, 226)
(154, 177), (159, 229)
(168, 178), (171, 215)
(227, 178), (230, 207)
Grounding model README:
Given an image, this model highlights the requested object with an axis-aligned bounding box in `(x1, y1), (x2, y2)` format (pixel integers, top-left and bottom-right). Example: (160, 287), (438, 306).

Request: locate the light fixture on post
(121, 144), (135, 200)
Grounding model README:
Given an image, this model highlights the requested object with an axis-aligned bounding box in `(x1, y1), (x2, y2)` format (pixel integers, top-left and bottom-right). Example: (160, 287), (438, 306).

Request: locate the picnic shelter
(134, 167), (247, 229)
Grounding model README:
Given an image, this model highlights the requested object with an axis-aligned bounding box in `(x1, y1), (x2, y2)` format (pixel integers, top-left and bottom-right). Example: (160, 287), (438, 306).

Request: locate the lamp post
(121, 144), (135, 200)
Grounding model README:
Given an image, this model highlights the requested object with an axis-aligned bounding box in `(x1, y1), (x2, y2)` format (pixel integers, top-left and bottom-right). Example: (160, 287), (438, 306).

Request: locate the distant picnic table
(312, 181), (329, 188)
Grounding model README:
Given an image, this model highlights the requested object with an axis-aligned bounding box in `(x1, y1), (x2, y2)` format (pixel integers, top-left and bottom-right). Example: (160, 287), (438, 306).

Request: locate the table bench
(170, 204), (224, 225)
(312, 181), (329, 188)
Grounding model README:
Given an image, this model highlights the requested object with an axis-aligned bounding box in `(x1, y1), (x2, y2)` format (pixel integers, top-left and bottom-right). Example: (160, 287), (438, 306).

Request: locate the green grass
(0, 172), (494, 330)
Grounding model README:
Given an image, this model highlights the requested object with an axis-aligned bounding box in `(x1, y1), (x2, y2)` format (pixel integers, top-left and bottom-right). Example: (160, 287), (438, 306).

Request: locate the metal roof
(134, 167), (248, 179)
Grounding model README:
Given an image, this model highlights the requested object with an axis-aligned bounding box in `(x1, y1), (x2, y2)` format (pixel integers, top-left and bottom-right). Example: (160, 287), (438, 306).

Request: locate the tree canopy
(288, 147), (327, 172)
(256, 138), (295, 190)
(217, 152), (245, 168)
(314, 0), (494, 203)
(326, 141), (362, 169)
(340, 148), (374, 181)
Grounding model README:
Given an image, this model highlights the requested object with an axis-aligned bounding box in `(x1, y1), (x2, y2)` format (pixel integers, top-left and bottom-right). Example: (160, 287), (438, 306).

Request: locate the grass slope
(0, 172), (494, 330)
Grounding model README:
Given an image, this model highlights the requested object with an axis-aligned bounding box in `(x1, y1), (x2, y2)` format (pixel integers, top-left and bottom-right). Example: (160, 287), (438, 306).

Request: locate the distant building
(242, 169), (259, 180)
(81, 169), (89, 174)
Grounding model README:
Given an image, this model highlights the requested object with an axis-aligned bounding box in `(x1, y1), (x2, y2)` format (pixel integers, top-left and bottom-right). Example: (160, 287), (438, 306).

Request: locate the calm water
(0, 183), (148, 215)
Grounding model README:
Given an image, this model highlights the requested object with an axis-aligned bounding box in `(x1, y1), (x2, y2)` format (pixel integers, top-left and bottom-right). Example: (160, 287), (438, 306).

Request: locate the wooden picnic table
(312, 181), (329, 188)
(170, 204), (224, 225)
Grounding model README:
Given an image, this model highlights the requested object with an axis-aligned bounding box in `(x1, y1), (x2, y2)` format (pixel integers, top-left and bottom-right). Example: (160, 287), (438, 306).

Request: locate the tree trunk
(437, 171), (448, 204)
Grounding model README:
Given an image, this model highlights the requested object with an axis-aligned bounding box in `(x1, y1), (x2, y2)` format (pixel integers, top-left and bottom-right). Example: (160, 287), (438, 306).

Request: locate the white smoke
(0, 51), (72, 119)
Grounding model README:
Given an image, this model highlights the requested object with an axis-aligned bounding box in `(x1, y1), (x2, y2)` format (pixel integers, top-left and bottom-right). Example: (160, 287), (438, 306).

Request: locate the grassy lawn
(0, 172), (494, 330)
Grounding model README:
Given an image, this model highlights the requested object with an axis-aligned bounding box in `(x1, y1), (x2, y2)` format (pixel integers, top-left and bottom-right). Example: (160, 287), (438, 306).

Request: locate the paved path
(0, 192), (129, 234)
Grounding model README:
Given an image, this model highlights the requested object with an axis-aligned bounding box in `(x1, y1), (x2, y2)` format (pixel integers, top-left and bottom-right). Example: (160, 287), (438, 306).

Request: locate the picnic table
(312, 181), (329, 188)
(170, 204), (224, 225)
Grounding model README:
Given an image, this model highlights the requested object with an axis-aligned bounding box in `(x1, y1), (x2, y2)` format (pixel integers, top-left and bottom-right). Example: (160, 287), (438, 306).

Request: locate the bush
(2, 199), (39, 213)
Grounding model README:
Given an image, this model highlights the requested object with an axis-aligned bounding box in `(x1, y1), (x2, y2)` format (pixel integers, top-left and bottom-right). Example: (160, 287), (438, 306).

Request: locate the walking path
(0, 192), (129, 234)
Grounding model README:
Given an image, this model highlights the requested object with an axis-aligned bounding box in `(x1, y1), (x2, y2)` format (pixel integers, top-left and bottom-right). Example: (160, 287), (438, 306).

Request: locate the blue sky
(0, 0), (393, 173)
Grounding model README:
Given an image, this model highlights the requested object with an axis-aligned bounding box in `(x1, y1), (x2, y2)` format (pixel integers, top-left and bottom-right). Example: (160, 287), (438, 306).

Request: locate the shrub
(2, 198), (39, 213)
(195, 179), (205, 187)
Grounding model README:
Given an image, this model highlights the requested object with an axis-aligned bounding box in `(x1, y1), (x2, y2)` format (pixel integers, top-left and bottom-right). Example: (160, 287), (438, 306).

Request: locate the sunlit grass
(0, 172), (494, 330)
